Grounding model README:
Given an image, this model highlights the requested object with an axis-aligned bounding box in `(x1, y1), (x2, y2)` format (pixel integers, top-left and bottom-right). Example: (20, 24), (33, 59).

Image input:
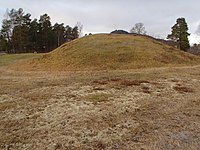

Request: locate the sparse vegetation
(85, 93), (112, 104)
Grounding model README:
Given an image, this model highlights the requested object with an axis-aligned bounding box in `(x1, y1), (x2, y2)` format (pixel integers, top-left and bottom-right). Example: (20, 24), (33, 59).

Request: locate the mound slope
(16, 34), (200, 70)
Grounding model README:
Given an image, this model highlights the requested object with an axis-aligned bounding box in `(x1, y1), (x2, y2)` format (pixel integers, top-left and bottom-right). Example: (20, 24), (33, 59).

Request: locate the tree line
(0, 8), (82, 53)
(0, 8), (191, 53)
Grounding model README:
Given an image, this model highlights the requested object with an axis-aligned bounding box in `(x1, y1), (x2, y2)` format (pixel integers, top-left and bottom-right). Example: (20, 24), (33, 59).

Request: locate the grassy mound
(14, 34), (200, 70)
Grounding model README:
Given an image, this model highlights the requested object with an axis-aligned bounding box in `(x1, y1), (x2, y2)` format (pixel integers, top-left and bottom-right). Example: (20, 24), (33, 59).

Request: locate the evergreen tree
(0, 8), (32, 53)
(29, 19), (39, 52)
(0, 19), (12, 53)
(167, 18), (190, 51)
(64, 25), (73, 41)
(71, 26), (79, 40)
(0, 8), (81, 53)
(53, 23), (65, 47)
(11, 11), (31, 53)
(0, 34), (8, 52)
(38, 14), (54, 52)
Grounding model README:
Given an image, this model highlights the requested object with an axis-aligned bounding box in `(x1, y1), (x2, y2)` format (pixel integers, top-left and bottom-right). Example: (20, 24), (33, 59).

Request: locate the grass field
(0, 53), (43, 67)
(1, 35), (200, 149)
(1, 64), (200, 149)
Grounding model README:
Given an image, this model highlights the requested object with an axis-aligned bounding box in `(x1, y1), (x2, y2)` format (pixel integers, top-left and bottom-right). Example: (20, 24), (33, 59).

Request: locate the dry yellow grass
(1, 65), (200, 149)
(12, 34), (200, 71)
(1, 34), (200, 149)
(0, 53), (42, 67)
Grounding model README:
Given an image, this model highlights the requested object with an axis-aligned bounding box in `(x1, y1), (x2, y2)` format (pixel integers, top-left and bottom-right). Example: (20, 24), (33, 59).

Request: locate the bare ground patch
(173, 86), (195, 94)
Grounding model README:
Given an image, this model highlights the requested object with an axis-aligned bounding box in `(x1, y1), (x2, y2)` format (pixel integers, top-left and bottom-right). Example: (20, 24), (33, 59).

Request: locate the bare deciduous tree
(130, 23), (147, 35)
(196, 24), (200, 36)
(76, 22), (83, 37)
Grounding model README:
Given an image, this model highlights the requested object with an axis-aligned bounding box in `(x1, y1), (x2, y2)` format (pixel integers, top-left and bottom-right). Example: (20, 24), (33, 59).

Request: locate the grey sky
(0, 0), (200, 44)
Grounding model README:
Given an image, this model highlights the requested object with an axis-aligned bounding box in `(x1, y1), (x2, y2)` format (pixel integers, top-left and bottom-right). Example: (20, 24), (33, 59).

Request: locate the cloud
(0, 0), (200, 43)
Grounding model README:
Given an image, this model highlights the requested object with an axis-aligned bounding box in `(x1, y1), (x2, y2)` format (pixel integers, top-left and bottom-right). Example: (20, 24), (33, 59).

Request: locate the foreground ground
(0, 65), (200, 150)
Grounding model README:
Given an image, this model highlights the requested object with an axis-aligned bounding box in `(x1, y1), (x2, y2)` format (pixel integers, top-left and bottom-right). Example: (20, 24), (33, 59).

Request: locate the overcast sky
(0, 0), (200, 44)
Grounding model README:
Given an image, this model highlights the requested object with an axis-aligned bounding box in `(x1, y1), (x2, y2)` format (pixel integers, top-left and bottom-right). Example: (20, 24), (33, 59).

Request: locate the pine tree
(1, 8), (32, 53)
(0, 34), (8, 52)
(29, 19), (39, 52)
(11, 11), (31, 53)
(71, 26), (79, 40)
(64, 25), (73, 41)
(0, 8), (81, 53)
(0, 19), (12, 53)
(53, 23), (65, 47)
(38, 14), (54, 52)
(167, 18), (190, 51)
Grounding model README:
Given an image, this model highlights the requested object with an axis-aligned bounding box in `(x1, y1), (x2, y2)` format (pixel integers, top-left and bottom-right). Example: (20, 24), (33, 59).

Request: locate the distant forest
(0, 8), (82, 53)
